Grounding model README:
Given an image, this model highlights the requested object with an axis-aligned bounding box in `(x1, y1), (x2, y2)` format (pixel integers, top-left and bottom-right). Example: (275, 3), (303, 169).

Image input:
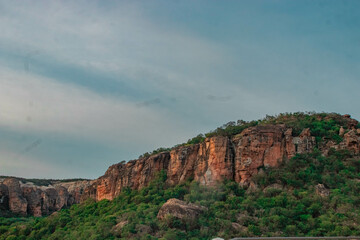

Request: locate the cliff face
(0, 178), (93, 217)
(3, 116), (360, 216)
(84, 153), (171, 201)
(82, 123), (360, 202)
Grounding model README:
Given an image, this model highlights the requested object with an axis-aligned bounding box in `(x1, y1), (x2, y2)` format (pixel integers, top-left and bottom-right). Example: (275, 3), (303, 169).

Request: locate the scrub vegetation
(1, 149), (359, 239)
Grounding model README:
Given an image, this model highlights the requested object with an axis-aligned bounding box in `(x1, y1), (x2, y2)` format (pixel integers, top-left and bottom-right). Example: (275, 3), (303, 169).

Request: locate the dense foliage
(1, 150), (359, 240)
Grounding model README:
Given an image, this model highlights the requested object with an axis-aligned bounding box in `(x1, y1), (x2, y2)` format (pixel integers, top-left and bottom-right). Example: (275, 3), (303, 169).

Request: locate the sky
(0, 0), (359, 179)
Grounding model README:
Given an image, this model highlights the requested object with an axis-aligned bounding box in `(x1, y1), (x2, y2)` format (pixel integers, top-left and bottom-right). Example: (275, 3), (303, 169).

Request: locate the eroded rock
(3, 178), (27, 216)
(22, 187), (43, 217)
(157, 198), (206, 220)
(1, 178), (92, 216)
(315, 184), (330, 197)
(82, 122), (356, 202)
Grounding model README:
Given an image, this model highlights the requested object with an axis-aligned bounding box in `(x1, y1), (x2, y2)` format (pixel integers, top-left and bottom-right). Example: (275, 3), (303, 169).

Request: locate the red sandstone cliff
(3, 115), (360, 216)
(82, 122), (360, 202)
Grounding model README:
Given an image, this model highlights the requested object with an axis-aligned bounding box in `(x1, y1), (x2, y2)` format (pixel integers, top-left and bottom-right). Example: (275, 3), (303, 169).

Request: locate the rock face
(232, 125), (315, 184)
(3, 178), (28, 216)
(22, 186), (43, 217)
(0, 178), (92, 216)
(4, 116), (360, 215)
(82, 123), (360, 202)
(157, 198), (206, 220)
(323, 129), (360, 155)
(83, 153), (171, 202)
(54, 180), (92, 205)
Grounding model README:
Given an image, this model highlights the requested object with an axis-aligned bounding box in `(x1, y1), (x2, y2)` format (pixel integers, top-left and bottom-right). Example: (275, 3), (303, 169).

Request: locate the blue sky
(0, 0), (359, 179)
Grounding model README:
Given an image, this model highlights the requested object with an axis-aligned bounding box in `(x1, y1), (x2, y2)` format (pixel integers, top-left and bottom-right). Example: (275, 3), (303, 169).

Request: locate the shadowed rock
(0, 184), (9, 211)
(3, 178), (27, 216)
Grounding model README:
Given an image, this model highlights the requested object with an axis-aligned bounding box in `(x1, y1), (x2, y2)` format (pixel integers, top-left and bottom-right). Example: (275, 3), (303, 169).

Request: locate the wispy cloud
(0, 66), (193, 146)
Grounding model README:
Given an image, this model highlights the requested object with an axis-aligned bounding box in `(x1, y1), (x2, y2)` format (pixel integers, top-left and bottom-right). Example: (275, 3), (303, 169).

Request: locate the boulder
(157, 198), (206, 220)
(315, 184), (330, 197)
(54, 180), (93, 204)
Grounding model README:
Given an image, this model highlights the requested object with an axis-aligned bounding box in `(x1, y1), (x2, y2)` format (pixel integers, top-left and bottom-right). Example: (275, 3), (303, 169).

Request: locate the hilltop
(0, 112), (359, 239)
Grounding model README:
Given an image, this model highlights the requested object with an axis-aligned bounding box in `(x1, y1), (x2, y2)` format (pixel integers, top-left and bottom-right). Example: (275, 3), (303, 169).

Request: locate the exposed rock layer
(3, 117), (360, 216)
(82, 123), (360, 202)
(0, 178), (92, 216)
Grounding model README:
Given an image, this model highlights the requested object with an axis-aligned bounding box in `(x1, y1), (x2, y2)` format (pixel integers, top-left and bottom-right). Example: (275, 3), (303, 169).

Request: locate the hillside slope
(0, 112), (360, 239)
(1, 112), (360, 218)
(0, 149), (359, 239)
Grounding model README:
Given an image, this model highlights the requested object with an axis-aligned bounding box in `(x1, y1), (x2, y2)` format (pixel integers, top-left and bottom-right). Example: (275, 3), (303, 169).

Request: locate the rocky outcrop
(315, 184), (330, 197)
(233, 124), (287, 182)
(342, 130), (360, 154)
(22, 186), (43, 217)
(195, 136), (234, 185)
(4, 115), (360, 215)
(82, 152), (170, 202)
(54, 180), (92, 205)
(82, 123), (360, 202)
(0, 178), (92, 216)
(3, 178), (28, 216)
(167, 144), (200, 185)
(157, 198), (207, 220)
(322, 129), (360, 155)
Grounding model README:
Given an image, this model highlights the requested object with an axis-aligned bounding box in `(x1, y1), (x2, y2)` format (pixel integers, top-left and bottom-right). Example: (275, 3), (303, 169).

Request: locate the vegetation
(139, 112), (352, 158)
(204, 112), (348, 143)
(1, 150), (359, 239)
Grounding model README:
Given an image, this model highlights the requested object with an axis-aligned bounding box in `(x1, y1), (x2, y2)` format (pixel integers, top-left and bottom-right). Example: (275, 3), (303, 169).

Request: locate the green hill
(1, 112), (359, 239)
(1, 149), (359, 239)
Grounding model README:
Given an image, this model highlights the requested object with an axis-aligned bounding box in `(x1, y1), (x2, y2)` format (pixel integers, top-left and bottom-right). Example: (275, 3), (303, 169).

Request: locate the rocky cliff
(82, 117), (360, 202)
(0, 178), (93, 217)
(3, 114), (360, 216)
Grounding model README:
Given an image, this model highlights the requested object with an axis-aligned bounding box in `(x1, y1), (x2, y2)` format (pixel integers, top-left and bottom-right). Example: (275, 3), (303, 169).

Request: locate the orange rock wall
(83, 124), (331, 202)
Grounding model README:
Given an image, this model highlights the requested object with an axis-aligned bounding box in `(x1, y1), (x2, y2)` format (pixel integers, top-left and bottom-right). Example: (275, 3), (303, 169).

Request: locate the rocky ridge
(0, 178), (93, 216)
(82, 116), (360, 202)
(2, 114), (360, 216)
